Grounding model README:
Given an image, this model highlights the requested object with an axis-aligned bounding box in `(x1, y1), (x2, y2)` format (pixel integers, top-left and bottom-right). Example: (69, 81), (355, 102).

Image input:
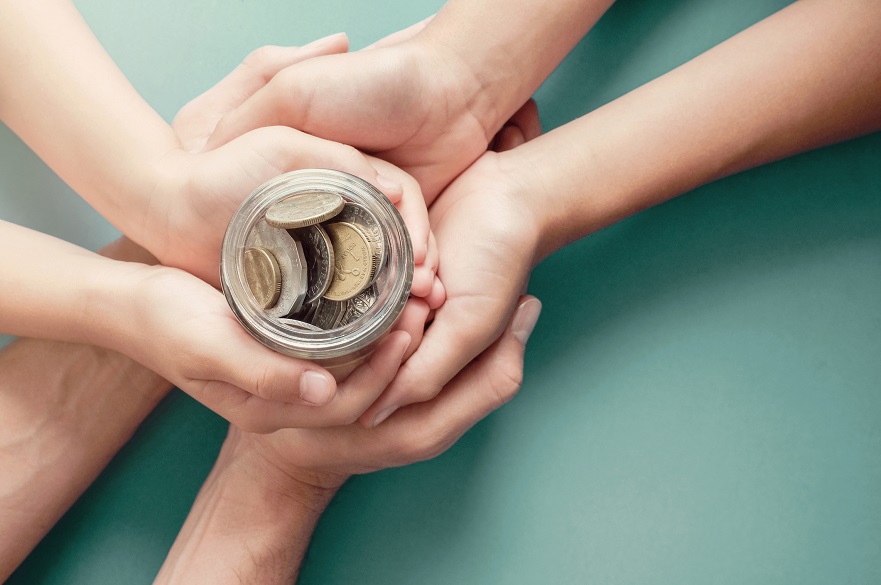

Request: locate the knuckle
(487, 361), (524, 408)
(413, 382), (443, 403)
(248, 362), (277, 400)
(328, 408), (360, 427)
(408, 425), (453, 462)
(333, 144), (368, 172)
(243, 45), (282, 80)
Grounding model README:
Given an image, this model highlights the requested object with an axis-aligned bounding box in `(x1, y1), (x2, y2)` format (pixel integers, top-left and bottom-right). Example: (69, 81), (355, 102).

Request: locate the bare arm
(517, 0), (881, 257)
(0, 0), (179, 241)
(205, 1), (615, 199)
(417, 0), (615, 136)
(0, 1), (413, 284)
(154, 297), (539, 583)
(0, 240), (172, 580)
(361, 0), (881, 425)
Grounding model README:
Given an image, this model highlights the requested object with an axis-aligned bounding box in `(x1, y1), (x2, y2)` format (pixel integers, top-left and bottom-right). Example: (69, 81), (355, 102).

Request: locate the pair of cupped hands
(125, 22), (542, 490)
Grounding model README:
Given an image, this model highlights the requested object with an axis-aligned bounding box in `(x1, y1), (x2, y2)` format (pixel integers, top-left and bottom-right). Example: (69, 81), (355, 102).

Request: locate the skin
(0, 4), (442, 430)
(357, 0), (881, 426)
(0, 231), (540, 580)
(154, 295), (540, 584)
(0, 239), (173, 581)
(0, 0), (435, 285)
(205, 0), (615, 200)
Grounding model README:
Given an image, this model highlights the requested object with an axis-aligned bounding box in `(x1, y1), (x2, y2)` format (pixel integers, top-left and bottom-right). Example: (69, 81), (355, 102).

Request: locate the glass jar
(220, 169), (414, 377)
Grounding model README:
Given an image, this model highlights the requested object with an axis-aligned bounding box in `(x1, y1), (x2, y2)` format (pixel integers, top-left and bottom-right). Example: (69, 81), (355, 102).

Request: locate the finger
(173, 34), (350, 152)
(368, 157), (428, 264)
(363, 16), (434, 50)
(198, 329), (337, 407)
(492, 124), (527, 152)
(392, 298), (430, 361)
(424, 230), (439, 277)
(408, 228), (439, 298)
(218, 126), (398, 198)
(425, 275), (446, 310)
(327, 330), (411, 423)
(362, 296), (541, 466)
(410, 265), (434, 298)
(507, 99), (542, 143)
(359, 291), (517, 428)
(199, 331), (409, 433)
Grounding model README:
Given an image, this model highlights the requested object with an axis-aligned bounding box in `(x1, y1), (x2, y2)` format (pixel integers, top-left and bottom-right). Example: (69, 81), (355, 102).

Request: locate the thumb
(174, 33), (349, 152)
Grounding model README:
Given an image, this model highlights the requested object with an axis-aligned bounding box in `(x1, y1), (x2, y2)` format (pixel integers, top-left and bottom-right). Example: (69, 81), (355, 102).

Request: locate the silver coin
(265, 191), (345, 229)
(289, 224), (334, 304)
(334, 202), (386, 284)
(338, 285), (378, 327)
(278, 318), (323, 332)
(246, 219), (307, 317)
(287, 297), (318, 322)
(310, 298), (347, 330)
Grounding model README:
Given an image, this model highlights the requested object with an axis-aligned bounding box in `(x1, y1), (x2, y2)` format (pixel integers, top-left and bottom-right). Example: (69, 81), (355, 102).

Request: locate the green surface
(2, 0), (880, 583)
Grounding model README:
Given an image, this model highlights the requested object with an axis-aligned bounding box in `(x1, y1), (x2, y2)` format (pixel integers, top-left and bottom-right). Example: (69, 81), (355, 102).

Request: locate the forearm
(0, 220), (153, 347)
(155, 430), (338, 585)
(0, 338), (171, 579)
(0, 0), (179, 243)
(417, 0), (614, 134)
(508, 0), (881, 258)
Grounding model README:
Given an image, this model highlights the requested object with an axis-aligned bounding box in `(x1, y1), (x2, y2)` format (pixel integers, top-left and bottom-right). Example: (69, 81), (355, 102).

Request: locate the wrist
(130, 146), (191, 264)
(229, 427), (349, 503)
(78, 258), (166, 354)
(403, 35), (509, 142)
(156, 429), (339, 585)
(485, 149), (557, 264)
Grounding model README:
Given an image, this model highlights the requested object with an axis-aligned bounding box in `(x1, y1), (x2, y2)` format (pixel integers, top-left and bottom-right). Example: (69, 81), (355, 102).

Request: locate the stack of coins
(242, 191), (387, 332)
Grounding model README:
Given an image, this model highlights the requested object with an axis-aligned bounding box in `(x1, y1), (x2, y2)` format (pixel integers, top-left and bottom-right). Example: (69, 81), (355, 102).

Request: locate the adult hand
(141, 35), (435, 295)
(360, 150), (544, 427)
(154, 296), (537, 584)
(228, 294), (540, 489)
(202, 26), (498, 202)
(335, 97), (541, 427)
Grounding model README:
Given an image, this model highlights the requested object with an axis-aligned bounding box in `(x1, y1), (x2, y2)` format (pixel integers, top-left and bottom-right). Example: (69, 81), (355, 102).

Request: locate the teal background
(2, 0), (880, 583)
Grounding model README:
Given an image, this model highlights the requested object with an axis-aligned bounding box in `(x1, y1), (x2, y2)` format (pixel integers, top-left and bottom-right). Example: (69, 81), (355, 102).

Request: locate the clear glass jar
(221, 169), (413, 376)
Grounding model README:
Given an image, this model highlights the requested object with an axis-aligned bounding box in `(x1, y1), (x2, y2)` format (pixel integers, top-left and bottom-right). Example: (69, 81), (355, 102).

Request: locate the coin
(278, 318), (323, 332)
(246, 219), (308, 317)
(265, 191), (345, 229)
(334, 202), (386, 284)
(242, 247), (282, 309)
(289, 224), (334, 304)
(338, 286), (378, 327)
(323, 222), (374, 301)
(310, 298), (347, 330)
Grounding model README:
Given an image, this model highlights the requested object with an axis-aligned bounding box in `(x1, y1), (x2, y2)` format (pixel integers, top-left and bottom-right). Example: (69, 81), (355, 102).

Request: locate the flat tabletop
(2, 0), (880, 583)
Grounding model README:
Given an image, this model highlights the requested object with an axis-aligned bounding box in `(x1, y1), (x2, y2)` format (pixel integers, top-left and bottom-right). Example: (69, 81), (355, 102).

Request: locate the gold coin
(264, 191), (345, 229)
(323, 222), (374, 301)
(243, 247), (282, 309)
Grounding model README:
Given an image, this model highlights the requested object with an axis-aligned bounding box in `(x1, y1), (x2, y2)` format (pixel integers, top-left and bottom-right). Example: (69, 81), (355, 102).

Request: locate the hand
(360, 149), (545, 426)
(111, 262), (419, 434)
(333, 96), (541, 426)
(225, 295), (540, 490)
(139, 35), (435, 295)
(202, 24), (498, 202)
(152, 295), (537, 585)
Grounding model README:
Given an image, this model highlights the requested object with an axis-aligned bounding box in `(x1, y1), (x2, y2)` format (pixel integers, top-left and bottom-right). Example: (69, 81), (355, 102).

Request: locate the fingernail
(299, 370), (334, 405)
(376, 175), (403, 194)
(373, 406), (398, 427)
(303, 32), (348, 50)
(511, 298), (542, 345)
